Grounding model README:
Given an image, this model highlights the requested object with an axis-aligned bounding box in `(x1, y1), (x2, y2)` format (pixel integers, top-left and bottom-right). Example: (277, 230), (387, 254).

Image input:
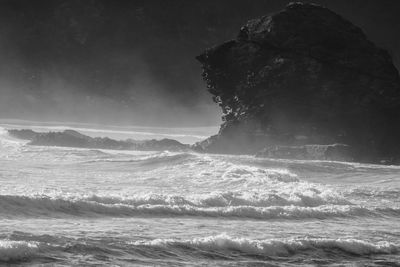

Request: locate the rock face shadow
(194, 2), (400, 164)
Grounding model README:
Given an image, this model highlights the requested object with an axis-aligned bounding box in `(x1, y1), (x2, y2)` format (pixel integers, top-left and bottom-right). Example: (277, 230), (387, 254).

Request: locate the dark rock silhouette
(195, 2), (400, 163)
(8, 129), (189, 152)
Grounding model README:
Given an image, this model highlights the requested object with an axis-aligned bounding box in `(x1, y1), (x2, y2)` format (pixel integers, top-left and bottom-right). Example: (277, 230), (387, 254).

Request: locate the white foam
(0, 127), (27, 158)
(85, 151), (194, 165)
(130, 204), (382, 219)
(0, 194), (396, 219)
(132, 234), (399, 256)
(0, 240), (39, 262)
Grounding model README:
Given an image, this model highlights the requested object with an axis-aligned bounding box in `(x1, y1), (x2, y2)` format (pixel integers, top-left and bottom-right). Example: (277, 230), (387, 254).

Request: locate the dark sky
(0, 0), (399, 126)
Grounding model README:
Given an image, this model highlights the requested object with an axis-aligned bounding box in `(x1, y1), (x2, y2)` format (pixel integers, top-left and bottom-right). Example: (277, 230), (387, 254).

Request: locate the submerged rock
(195, 2), (400, 162)
(8, 129), (189, 152)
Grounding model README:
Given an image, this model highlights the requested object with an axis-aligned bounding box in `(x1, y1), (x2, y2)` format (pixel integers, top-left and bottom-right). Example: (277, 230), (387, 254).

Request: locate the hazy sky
(0, 0), (399, 126)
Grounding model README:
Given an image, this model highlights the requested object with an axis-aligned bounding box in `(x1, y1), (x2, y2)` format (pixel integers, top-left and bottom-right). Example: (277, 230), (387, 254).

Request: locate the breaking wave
(2, 124), (400, 265)
(83, 151), (195, 165)
(0, 240), (40, 262)
(0, 194), (398, 219)
(131, 234), (399, 257)
(2, 234), (397, 264)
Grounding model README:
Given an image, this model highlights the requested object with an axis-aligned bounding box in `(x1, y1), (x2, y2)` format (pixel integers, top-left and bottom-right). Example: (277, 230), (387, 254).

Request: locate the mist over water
(0, 68), (221, 127)
(1, 0), (399, 127)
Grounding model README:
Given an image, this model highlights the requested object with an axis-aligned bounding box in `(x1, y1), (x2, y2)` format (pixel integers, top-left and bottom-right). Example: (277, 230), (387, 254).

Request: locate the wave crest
(0, 194), (397, 219)
(0, 240), (39, 262)
(131, 234), (399, 257)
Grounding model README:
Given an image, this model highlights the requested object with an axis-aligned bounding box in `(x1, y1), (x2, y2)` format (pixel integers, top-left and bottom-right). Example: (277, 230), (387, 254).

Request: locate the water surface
(0, 126), (399, 266)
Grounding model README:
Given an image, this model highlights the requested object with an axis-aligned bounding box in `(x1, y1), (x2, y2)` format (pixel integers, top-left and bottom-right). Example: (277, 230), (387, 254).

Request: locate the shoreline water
(0, 123), (399, 265)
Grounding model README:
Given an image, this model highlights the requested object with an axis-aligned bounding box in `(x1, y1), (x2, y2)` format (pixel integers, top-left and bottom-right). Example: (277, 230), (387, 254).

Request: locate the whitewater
(0, 124), (399, 266)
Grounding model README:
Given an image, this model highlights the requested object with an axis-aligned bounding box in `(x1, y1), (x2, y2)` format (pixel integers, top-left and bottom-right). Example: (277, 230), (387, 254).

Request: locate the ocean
(0, 122), (399, 266)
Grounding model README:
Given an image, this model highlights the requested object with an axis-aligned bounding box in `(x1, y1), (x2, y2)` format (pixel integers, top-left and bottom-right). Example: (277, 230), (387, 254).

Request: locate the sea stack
(195, 2), (400, 163)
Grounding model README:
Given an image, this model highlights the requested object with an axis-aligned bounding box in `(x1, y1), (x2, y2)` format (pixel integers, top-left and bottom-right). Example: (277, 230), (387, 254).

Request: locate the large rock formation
(194, 2), (400, 163)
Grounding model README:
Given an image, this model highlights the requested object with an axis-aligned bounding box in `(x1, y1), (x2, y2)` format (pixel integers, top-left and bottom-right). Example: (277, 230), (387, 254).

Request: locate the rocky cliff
(8, 129), (189, 152)
(195, 2), (400, 163)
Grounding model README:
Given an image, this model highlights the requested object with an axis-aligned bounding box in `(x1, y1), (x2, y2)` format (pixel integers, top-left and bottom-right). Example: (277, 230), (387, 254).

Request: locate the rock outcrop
(194, 2), (400, 163)
(8, 129), (189, 152)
